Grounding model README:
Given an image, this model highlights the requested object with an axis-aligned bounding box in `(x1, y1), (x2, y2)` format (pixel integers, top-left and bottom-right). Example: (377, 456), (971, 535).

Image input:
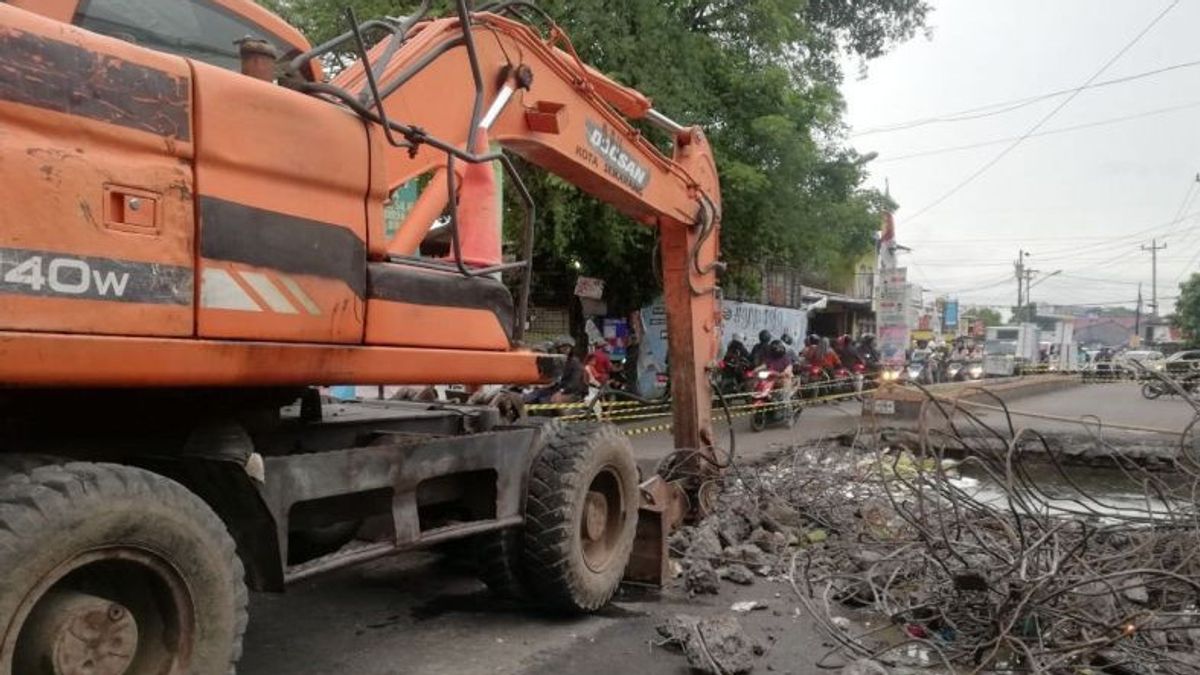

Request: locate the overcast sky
(841, 0), (1200, 313)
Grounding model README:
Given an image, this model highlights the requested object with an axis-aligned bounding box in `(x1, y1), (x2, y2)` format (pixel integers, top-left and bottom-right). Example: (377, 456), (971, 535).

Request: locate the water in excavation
(955, 461), (1193, 522)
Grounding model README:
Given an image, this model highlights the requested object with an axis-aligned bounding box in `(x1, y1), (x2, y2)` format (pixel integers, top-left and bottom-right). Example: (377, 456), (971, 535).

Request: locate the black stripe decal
(0, 27), (190, 140)
(199, 196), (367, 297)
(0, 247), (192, 305)
(366, 263), (515, 341)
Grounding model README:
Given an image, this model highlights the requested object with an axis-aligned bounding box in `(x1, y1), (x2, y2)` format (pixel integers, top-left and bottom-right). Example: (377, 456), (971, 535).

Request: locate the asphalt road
(239, 380), (1187, 675)
(959, 380), (1196, 436)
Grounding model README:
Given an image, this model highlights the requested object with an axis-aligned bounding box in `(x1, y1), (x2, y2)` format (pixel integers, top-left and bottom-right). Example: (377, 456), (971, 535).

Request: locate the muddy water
(956, 461), (1194, 521)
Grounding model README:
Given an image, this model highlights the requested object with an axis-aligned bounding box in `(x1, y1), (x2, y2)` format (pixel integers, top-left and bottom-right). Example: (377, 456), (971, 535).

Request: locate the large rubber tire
(0, 459), (247, 675)
(475, 528), (527, 600)
(522, 423), (639, 612)
(1142, 382), (1163, 400)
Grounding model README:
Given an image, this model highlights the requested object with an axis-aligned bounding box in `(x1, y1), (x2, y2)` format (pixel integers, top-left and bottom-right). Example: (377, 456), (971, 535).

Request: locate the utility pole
(1135, 283), (1143, 343)
(1014, 249), (1027, 309)
(1023, 268), (1038, 321)
(1142, 239), (1167, 317)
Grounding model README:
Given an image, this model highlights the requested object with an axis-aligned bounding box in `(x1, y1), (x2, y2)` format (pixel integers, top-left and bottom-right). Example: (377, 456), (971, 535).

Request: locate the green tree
(967, 307), (1002, 327)
(1174, 274), (1200, 343)
(261, 0), (929, 314)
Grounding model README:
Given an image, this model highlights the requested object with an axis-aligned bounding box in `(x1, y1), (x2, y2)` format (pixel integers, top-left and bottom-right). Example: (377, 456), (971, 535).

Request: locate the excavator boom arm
(297, 6), (723, 455)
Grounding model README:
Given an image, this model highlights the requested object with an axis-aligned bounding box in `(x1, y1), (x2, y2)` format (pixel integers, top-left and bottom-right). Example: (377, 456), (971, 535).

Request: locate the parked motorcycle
(749, 370), (802, 431)
(1142, 373), (1200, 399)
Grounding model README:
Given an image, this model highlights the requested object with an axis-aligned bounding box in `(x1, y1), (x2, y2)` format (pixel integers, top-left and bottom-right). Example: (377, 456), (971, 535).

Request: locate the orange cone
(455, 130), (502, 267)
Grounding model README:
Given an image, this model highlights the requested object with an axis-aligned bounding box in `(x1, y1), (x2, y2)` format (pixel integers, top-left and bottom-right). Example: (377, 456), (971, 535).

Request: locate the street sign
(574, 276), (605, 299)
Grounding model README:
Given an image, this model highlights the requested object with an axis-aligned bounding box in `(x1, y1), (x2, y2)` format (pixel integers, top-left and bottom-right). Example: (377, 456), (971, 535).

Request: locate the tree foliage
(1174, 274), (1200, 342)
(261, 0), (928, 313)
(967, 307), (1002, 327)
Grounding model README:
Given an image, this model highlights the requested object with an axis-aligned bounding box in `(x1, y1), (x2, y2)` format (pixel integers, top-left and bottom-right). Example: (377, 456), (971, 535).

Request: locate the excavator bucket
(623, 475), (689, 586)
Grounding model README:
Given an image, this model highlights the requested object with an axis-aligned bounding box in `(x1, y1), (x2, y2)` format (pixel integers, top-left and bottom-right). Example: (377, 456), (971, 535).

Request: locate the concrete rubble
(655, 614), (758, 674)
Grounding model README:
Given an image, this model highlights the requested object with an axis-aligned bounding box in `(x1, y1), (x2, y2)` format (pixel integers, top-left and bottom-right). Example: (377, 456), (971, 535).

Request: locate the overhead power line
(852, 57), (1200, 137)
(875, 100), (1200, 164)
(901, 0), (1181, 228)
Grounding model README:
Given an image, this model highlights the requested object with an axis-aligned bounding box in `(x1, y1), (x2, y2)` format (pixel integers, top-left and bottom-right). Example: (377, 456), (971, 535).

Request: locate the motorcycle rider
(857, 334), (881, 369)
(720, 333), (753, 392)
(800, 334), (821, 366)
(815, 337), (842, 370)
(525, 337), (588, 404)
(780, 333), (801, 368)
(723, 333), (752, 369)
(584, 337), (613, 387)
(834, 335), (860, 368)
(750, 330), (773, 367)
(759, 339), (795, 378)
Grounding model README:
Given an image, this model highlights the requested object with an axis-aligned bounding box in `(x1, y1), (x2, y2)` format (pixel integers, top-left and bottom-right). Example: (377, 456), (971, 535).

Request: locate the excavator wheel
(0, 458), (247, 675)
(521, 423), (639, 612)
(475, 527), (528, 600)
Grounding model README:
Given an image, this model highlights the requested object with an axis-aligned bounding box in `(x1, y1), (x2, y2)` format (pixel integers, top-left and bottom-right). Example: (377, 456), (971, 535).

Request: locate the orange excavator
(0, 1), (722, 673)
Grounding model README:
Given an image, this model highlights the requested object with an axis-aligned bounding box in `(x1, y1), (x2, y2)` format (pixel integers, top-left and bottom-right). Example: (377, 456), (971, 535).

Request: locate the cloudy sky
(841, 0), (1200, 313)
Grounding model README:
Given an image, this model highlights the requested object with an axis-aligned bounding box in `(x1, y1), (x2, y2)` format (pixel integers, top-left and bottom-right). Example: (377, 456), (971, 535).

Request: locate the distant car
(1118, 345), (1166, 372)
(1164, 350), (1200, 375)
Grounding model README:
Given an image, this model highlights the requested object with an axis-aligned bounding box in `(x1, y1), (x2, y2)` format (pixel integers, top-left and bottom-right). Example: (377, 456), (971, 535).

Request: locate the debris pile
(672, 387), (1200, 673)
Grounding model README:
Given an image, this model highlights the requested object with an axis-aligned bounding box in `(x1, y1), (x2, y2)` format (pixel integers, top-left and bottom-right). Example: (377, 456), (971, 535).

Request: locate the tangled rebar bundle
(755, 376), (1200, 673)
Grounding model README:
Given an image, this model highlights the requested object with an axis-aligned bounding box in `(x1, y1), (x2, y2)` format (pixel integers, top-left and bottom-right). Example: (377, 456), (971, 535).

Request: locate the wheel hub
(21, 590), (138, 675)
(579, 468), (625, 573)
(583, 491), (609, 541)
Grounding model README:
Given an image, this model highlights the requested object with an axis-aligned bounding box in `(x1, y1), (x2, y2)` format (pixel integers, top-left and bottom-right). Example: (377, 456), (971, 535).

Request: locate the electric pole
(1135, 283), (1143, 342)
(1142, 239), (1167, 317)
(1023, 268), (1038, 321)
(1014, 249), (1027, 309)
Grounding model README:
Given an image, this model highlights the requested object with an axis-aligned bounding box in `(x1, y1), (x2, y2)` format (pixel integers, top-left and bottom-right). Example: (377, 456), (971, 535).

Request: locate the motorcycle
(962, 360), (984, 381)
(716, 357), (753, 396)
(1142, 373), (1200, 399)
(905, 360), (927, 384)
(830, 364), (853, 396)
(945, 360), (964, 382)
(944, 359), (983, 382)
(799, 363), (831, 400)
(750, 370), (802, 431)
(850, 361), (871, 396)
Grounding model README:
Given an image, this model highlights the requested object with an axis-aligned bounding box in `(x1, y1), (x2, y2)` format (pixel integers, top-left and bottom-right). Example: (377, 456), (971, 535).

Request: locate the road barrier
(525, 368), (1167, 436)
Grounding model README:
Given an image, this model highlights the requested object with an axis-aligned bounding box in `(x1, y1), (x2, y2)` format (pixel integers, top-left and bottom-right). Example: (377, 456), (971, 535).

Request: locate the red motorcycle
(750, 370), (802, 431)
(830, 364), (853, 396)
(850, 361), (871, 396)
(800, 363), (831, 400)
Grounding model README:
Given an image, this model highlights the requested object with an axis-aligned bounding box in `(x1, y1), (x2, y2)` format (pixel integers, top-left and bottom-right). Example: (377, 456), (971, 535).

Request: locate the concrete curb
(868, 375), (1080, 420)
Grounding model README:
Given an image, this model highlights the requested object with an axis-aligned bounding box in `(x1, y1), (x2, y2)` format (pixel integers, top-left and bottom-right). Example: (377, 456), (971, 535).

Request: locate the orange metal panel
(6, 0), (77, 23)
(0, 6), (195, 337)
(0, 295), (191, 337)
(0, 331), (554, 387)
(364, 300), (511, 351)
(191, 60), (371, 343)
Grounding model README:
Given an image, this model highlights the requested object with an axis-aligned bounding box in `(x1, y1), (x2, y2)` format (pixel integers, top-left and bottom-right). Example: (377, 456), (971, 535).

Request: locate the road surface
(239, 380), (1186, 674)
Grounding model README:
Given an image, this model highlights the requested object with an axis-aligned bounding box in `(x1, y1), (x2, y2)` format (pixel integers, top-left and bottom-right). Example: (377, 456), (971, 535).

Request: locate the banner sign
(635, 297), (808, 397)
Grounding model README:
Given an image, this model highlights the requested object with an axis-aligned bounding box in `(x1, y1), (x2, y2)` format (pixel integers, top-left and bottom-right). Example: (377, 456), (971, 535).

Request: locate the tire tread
(0, 455), (248, 675)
